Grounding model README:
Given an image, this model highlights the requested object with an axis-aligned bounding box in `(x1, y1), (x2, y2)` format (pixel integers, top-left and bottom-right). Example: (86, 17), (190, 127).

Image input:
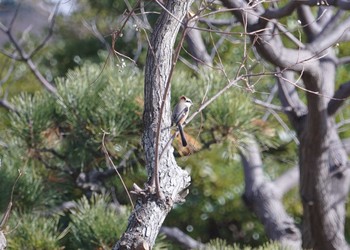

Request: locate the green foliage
(67, 193), (129, 249)
(1, 60), (300, 248)
(0, 62), (144, 248)
(5, 62), (143, 174)
(166, 146), (268, 246)
(0, 153), (53, 212)
(7, 212), (67, 250)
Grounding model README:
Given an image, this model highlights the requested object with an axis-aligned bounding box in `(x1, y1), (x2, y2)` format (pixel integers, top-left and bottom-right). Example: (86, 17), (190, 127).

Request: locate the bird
(172, 96), (193, 147)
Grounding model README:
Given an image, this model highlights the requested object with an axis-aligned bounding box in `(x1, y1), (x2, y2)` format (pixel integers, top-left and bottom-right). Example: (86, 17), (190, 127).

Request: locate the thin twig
(0, 170), (22, 229)
(27, 1), (61, 58)
(186, 76), (243, 124)
(101, 131), (134, 209)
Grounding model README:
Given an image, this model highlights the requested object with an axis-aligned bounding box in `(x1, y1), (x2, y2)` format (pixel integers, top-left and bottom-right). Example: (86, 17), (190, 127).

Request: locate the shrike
(172, 96), (193, 147)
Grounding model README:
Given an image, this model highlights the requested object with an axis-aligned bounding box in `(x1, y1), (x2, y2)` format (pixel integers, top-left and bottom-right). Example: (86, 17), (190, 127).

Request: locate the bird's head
(180, 95), (193, 107)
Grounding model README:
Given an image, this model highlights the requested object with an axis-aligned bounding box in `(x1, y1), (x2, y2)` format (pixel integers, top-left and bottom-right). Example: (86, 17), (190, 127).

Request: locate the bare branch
(160, 227), (205, 249)
(316, 6), (334, 27)
(0, 49), (21, 60)
(276, 70), (307, 131)
(337, 56), (350, 65)
(102, 132), (134, 209)
(328, 81), (350, 116)
(27, 1), (61, 58)
(297, 5), (321, 41)
(0, 99), (17, 113)
(0, 3), (58, 95)
(308, 15), (350, 53)
(240, 139), (301, 248)
(185, 18), (213, 66)
(331, 0), (350, 9)
(27, 58), (57, 94)
(273, 166), (299, 195)
(186, 76), (243, 125)
(220, 0), (259, 25)
(253, 98), (292, 112)
(199, 17), (237, 26)
(262, 1), (299, 20)
(82, 19), (112, 52)
(275, 22), (305, 49)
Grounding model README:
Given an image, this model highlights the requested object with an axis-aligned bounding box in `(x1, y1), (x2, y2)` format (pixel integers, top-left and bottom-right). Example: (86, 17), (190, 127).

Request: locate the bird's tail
(178, 125), (187, 147)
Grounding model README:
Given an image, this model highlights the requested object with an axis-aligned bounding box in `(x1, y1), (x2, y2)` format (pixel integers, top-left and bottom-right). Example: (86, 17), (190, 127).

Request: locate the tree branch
(273, 166), (299, 196)
(27, 1), (61, 58)
(297, 5), (320, 41)
(328, 81), (350, 116)
(307, 15), (350, 53)
(0, 2), (58, 95)
(276, 69), (307, 132)
(160, 226), (204, 249)
(185, 18), (213, 66)
(0, 99), (16, 113)
(240, 139), (301, 248)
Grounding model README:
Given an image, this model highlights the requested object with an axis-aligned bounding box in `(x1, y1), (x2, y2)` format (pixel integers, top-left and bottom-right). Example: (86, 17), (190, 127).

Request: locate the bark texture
(114, 0), (194, 249)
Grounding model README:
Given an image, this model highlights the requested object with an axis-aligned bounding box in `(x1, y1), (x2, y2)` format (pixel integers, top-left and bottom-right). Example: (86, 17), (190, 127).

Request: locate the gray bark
(114, 0), (193, 249)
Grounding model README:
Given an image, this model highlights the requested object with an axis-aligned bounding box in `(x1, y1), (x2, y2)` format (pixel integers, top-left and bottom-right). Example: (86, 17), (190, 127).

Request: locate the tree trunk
(114, 0), (194, 249)
(299, 60), (350, 250)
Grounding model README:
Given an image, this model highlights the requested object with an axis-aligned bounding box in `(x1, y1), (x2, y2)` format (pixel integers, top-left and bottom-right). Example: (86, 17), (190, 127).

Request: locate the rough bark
(114, 0), (193, 249)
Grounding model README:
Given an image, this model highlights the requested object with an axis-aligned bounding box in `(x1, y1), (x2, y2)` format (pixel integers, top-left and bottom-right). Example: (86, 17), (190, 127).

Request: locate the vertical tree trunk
(299, 60), (350, 250)
(114, 0), (194, 249)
